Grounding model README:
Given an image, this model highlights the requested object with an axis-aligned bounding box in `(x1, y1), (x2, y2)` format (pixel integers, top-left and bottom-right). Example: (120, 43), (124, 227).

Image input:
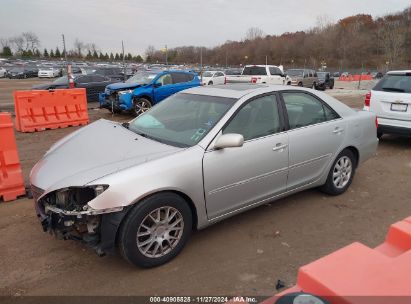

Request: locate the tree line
(145, 6), (411, 71)
(1, 6), (410, 70)
(0, 34), (144, 62)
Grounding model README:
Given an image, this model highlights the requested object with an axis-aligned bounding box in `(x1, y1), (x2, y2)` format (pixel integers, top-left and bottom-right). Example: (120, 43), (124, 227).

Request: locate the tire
(298, 82), (303, 87)
(133, 97), (152, 117)
(208, 81), (213, 85)
(287, 82), (291, 85)
(329, 84), (334, 90)
(319, 149), (357, 196)
(377, 131), (383, 139)
(312, 83), (316, 90)
(118, 192), (193, 268)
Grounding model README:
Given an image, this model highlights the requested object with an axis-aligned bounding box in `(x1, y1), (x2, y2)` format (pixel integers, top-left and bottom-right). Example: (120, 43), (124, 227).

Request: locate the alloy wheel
(134, 100), (151, 116)
(332, 156), (352, 189)
(136, 206), (184, 258)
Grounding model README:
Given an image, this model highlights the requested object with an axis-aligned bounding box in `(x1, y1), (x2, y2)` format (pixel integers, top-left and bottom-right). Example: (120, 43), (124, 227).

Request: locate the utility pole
(200, 47), (203, 82)
(225, 51), (228, 68)
(62, 34), (69, 87)
(122, 40), (126, 82)
(165, 45), (168, 66)
(265, 55), (268, 66)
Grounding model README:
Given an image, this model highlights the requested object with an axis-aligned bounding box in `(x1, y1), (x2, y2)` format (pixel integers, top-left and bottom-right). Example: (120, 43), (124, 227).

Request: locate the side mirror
(214, 133), (244, 150)
(153, 82), (162, 88)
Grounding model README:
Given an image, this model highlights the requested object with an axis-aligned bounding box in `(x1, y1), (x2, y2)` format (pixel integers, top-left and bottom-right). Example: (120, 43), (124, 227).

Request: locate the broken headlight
(54, 185), (109, 211)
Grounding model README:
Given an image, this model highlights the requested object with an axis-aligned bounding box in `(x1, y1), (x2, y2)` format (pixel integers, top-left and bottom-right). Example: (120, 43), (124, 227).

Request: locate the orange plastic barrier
(0, 112), (26, 202)
(262, 216), (411, 304)
(14, 88), (89, 132)
(339, 75), (373, 81)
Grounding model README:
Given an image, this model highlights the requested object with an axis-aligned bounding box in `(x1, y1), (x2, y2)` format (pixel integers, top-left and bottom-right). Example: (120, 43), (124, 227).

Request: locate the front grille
(31, 185), (45, 202)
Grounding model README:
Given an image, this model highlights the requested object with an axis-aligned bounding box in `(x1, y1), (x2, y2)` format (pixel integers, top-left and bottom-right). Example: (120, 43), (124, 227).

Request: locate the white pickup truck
(226, 65), (288, 85)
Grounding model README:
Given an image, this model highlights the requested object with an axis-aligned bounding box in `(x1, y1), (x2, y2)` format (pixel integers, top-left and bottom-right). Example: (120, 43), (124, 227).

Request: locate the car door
(75, 76), (95, 101)
(281, 91), (344, 190)
(203, 94), (289, 219)
(269, 67), (285, 85)
(171, 72), (194, 91)
(214, 72), (225, 85)
(153, 73), (174, 103)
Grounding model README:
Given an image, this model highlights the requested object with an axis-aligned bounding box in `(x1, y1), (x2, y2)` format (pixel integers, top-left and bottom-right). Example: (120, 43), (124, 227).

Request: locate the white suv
(364, 70), (411, 138)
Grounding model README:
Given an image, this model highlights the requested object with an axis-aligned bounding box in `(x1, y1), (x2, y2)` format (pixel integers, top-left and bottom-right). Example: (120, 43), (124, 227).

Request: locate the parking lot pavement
(1, 79), (411, 296)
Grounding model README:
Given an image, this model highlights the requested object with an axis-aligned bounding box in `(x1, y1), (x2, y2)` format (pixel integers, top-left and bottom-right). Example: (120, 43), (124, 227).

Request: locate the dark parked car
(7, 67), (38, 79)
(91, 67), (124, 82)
(32, 74), (115, 102)
(316, 72), (334, 90)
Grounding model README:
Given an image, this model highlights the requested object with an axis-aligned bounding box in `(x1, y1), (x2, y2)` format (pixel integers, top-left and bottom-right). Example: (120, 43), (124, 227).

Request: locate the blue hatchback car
(99, 70), (200, 116)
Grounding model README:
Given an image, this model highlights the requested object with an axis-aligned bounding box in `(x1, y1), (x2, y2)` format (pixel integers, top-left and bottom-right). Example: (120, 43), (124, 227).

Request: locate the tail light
(375, 116), (378, 129)
(251, 77), (257, 84)
(364, 91), (371, 108)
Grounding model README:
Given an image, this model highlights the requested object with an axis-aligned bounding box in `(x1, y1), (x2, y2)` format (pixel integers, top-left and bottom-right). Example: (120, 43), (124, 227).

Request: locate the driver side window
(223, 95), (281, 141)
(156, 74), (172, 86)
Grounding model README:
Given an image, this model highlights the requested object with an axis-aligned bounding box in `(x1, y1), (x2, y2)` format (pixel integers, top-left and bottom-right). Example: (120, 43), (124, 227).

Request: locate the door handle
(333, 127), (344, 134)
(272, 143), (288, 152)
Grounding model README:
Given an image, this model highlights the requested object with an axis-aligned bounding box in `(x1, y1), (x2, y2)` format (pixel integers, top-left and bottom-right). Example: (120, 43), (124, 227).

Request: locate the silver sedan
(30, 84), (378, 267)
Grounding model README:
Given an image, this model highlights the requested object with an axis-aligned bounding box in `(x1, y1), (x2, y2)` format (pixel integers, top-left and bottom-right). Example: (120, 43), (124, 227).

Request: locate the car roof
(245, 65), (278, 68)
(387, 70), (411, 75)
(183, 84), (269, 98)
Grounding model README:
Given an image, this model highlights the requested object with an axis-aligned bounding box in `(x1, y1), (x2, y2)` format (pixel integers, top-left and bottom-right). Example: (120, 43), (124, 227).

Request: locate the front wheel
(118, 193), (193, 268)
(133, 97), (152, 117)
(319, 149), (356, 195)
(298, 82), (303, 87)
(208, 81), (213, 85)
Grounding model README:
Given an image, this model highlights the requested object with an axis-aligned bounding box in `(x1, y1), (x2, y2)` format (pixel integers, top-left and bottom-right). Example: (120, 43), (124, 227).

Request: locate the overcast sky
(0, 0), (409, 56)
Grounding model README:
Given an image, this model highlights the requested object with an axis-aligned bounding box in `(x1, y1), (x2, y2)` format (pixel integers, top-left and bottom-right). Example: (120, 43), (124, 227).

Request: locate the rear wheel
(312, 83), (316, 90)
(377, 131), (383, 139)
(208, 81), (213, 85)
(319, 149), (356, 195)
(298, 82), (303, 87)
(118, 192), (193, 268)
(133, 97), (152, 117)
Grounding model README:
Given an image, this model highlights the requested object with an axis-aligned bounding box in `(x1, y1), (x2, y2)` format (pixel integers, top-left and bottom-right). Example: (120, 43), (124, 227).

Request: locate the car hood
(32, 83), (53, 90)
(30, 119), (182, 194)
(106, 82), (142, 91)
(32, 83), (67, 90)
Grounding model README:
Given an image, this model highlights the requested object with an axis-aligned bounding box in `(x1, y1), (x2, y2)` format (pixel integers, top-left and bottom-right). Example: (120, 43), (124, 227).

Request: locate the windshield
(225, 69), (242, 75)
(10, 67), (24, 72)
(52, 76), (69, 85)
(373, 74), (411, 93)
(242, 66), (267, 75)
(126, 70), (158, 84)
(202, 72), (214, 77)
(286, 69), (304, 77)
(317, 72), (327, 79)
(129, 93), (236, 147)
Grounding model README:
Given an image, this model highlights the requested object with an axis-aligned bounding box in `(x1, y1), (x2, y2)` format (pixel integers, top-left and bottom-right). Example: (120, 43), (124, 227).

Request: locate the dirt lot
(1, 78), (410, 297)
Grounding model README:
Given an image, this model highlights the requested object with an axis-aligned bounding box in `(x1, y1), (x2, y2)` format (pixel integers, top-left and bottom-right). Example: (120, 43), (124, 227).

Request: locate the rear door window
(171, 73), (191, 84)
(373, 74), (411, 93)
(282, 92), (339, 129)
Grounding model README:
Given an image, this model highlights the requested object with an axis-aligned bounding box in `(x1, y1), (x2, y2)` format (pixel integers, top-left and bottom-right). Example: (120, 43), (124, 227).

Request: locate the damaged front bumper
(34, 190), (129, 256)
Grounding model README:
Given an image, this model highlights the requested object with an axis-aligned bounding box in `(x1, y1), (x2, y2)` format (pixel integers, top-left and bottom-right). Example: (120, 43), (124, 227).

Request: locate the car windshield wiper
(382, 87), (405, 92)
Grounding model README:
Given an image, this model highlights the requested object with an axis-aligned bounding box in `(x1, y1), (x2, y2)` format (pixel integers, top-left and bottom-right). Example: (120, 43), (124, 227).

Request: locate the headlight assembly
(53, 185), (109, 211)
(118, 90), (133, 95)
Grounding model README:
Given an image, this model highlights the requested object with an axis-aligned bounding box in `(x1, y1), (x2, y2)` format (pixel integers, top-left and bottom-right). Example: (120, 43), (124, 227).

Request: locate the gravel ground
(0, 78), (410, 297)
